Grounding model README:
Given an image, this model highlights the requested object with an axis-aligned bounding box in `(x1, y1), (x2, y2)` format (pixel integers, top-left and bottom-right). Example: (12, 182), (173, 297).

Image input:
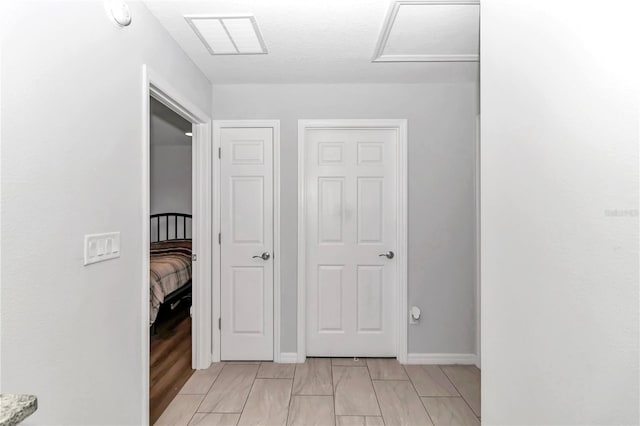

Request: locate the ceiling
(143, 0), (479, 84)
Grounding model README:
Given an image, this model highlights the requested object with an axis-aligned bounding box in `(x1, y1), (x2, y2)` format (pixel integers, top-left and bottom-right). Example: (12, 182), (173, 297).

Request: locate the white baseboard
(278, 352), (298, 363)
(407, 353), (479, 365)
(278, 352), (479, 366)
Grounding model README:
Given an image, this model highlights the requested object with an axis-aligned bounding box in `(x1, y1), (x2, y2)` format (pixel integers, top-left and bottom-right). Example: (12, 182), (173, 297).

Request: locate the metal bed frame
(150, 213), (193, 333)
(150, 212), (192, 242)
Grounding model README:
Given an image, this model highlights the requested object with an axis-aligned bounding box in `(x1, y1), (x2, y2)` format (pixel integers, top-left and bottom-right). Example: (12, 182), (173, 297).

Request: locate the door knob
(378, 251), (394, 259)
(253, 252), (271, 261)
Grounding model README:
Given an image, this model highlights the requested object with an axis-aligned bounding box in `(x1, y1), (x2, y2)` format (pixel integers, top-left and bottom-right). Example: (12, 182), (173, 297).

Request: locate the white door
(305, 128), (397, 357)
(220, 127), (273, 360)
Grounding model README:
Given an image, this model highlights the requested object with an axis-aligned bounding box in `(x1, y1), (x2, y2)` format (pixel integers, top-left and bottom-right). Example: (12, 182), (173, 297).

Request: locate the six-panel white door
(220, 127), (274, 360)
(305, 128), (397, 357)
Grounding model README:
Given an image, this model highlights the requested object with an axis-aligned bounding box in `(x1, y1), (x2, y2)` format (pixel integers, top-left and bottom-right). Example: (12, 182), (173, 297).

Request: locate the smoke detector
(105, 0), (132, 28)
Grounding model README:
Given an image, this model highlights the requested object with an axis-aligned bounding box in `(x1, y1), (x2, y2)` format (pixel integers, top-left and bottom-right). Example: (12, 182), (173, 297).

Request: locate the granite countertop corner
(0, 394), (38, 426)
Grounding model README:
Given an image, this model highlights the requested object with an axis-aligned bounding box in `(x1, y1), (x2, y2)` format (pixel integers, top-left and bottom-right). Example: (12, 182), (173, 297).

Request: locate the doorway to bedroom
(148, 97), (195, 424)
(143, 69), (213, 426)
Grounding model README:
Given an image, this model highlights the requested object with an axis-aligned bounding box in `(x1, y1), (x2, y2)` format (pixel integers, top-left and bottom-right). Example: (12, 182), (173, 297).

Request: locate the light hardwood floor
(155, 358), (480, 426)
(150, 307), (194, 425)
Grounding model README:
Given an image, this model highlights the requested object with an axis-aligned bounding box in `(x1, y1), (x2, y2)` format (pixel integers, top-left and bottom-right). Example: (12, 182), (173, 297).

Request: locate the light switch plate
(84, 232), (120, 265)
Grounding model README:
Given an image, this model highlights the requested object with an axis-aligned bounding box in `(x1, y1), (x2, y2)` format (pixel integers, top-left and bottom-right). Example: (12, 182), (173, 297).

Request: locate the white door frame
(297, 119), (409, 364)
(475, 114), (481, 369)
(141, 65), (213, 425)
(212, 120), (281, 362)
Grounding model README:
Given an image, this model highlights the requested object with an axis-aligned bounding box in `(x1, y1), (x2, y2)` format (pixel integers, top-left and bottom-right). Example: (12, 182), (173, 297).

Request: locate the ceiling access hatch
(372, 0), (480, 62)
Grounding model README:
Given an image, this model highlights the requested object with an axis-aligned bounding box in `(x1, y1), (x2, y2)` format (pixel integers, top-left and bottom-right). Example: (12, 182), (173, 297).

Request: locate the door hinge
(218, 147), (221, 159)
(192, 253), (197, 261)
(218, 317), (221, 330)
(218, 233), (221, 244)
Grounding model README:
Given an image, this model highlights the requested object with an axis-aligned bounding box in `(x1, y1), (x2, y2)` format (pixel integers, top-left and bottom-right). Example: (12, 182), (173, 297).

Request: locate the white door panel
(357, 265), (384, 332)
(221, 127), (273, 360)
(230, 267), (264, 334)
(306, 128), (397, 357)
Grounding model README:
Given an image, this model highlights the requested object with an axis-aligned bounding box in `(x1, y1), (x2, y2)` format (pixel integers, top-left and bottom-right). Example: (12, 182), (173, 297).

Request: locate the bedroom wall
(150, 103), (193, 216)
(212, 82), (479, 356)
(150, 145), (192, 214)
(0, 2), (211, 425)
(481, 0), (639, 424)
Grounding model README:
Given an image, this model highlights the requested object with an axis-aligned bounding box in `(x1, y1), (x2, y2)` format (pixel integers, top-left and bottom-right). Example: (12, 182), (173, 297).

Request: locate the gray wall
(150, 145), (192, 215)
(0, 2), (211, 424)
(212, 83), (478, 354)
(150, 106), (193, 216)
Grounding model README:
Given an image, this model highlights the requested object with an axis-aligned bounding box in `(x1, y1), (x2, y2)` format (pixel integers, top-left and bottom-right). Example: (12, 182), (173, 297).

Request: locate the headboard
(150, 213), (192, 243)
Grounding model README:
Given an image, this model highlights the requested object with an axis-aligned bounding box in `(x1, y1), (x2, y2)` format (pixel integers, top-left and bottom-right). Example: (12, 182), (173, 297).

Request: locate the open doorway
(148, 97), (194, 423)
(142, 67), (213, 426)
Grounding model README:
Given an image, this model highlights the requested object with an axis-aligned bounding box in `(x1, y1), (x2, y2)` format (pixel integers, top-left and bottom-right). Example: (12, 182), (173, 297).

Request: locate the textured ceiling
(143, 0), (479, 84)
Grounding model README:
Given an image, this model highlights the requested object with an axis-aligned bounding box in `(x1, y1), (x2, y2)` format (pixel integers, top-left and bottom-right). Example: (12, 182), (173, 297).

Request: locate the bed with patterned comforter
(149, 239), (192, 325)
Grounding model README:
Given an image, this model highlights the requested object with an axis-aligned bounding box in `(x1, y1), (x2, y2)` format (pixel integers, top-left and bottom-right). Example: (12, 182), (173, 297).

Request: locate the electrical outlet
(409, 306), (421, 324)
(84, 232), (120, 265)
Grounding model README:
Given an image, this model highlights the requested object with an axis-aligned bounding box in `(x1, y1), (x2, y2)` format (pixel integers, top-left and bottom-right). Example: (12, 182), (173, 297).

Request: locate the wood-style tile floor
(155, 358), (480, 426)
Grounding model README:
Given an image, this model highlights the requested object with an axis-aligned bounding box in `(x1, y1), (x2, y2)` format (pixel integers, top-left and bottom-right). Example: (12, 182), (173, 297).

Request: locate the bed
(149, 213), (192, 327)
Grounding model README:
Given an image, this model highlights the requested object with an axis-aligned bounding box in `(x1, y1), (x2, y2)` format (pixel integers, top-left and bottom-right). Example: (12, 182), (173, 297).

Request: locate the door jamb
(475, 114), (481, 368)
(212, 120), (281, 362)
(296, 119), (409, 364)
(142, 65), (213, 425)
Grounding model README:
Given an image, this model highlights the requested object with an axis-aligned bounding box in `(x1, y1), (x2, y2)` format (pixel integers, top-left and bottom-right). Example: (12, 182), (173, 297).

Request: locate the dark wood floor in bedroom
(150, 304), (194, 425)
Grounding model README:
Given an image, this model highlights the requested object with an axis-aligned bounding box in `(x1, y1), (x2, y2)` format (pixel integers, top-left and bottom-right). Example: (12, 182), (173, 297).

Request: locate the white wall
(212, 83), (479, 355)
(481, 1), (639, 424)
(0, 2), (211, 425)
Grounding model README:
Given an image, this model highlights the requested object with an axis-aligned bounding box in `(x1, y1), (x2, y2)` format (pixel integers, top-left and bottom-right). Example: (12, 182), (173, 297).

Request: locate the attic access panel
(373, 0), (480, 62)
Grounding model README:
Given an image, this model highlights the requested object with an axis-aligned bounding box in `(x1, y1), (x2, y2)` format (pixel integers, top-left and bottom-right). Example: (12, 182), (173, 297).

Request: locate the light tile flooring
(155, 358), (480, 426)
